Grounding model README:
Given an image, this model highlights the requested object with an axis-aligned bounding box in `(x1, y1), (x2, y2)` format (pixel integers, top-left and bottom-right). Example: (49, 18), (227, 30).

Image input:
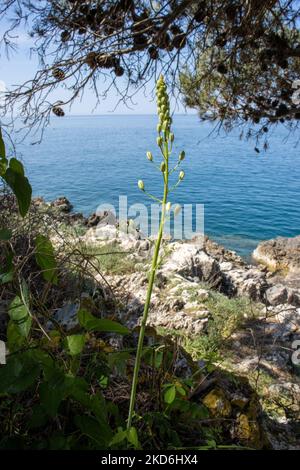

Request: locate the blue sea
(16, 114), (300, 258)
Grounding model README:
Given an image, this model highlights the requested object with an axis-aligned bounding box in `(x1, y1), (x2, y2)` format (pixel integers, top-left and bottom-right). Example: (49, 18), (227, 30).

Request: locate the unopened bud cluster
(138, 75), (186, 195)
(156, 75), (172, 139)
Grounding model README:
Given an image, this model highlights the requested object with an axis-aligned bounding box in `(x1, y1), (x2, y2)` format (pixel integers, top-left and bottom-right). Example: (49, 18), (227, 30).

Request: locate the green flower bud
(146, 151), (153, 161)
(138, 180), (145, 191)
(174, 204), (181, 216)
(179, 170), (185, 180)
(157, 123), (162, 133)
(157, 136), (163, 147)
(163, 120), (169, 131)
(170, 133), (174, 142)
(160, 161), (166, 172)
(161, 98), (168, 109)
(179, 150), (185, 161)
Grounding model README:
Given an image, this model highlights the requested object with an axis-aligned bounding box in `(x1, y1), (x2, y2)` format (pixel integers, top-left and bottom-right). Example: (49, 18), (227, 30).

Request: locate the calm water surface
(16, 115), (300, 257)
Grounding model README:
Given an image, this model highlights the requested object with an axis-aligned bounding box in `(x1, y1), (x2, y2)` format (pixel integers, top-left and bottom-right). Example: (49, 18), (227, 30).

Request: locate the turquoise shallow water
(16, 114), (300, 258)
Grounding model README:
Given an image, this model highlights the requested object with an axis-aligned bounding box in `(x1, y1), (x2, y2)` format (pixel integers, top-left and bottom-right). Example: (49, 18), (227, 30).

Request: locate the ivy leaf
(39, 368), (67, 417)
(66, 334), (85, 356)
(164, 384), (176, 404)
(3, 167), (32, 217)
(77, 309), (129, 335)
(8, 295), (31, 338)
(35, 235), (58, 284)
(0, 353), (41, 394)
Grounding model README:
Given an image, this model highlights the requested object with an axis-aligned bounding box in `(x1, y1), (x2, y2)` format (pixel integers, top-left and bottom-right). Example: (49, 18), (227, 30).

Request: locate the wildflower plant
(127, 75), (185, 430)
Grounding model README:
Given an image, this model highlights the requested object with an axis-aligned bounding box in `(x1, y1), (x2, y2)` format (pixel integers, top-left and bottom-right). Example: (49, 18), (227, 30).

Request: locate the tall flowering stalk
(127, 76), (185, 431)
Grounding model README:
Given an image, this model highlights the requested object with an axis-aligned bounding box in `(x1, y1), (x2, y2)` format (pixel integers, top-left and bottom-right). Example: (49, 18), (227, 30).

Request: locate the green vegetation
(157, 286), (261, 363)
(0, 84), (295, 449)
(78, 242), (139, 275)
(2, 101), (256, 451)
(0, 128), (32, 218)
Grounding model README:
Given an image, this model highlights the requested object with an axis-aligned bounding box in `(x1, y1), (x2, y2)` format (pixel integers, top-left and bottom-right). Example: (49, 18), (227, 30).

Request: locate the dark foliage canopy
(0, 0), (299, 143)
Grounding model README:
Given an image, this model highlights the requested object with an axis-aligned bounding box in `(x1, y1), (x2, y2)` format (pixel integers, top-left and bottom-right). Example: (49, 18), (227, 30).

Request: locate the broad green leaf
(0, 159), (7, 176)
(107, 351), (130, 376)
(0, 228), (12, 240)
(30, 348), (54, 372)
(109, 428), (127, 447)
(74, 415), (112, 447)
(98, 375), (108, 388)
(7, 320), (26, 352)
(39, 369), (66, 417)
(9, 158), (24, 176)
(66, 334), (85, 356)
(8, 295), (31, 338)
(164, 384), (176, 404)
(0, 128), (5, 159)
(0, 353), (41, 394)
(189, 402), (210, 419)
(66, 374), (108, 423)
(176, 385), (186, 396)
(3, 167), (32, 217)
(64, 374), (89, 395)
(109, 427), (140, 449)
(77, 309), (129, 335)
(127, 426), (140, 449)
(35, 234), (58, 284)
(154, 350), (164, 369)
(0, 271), (14, 284)
(171, 399), (209, 419)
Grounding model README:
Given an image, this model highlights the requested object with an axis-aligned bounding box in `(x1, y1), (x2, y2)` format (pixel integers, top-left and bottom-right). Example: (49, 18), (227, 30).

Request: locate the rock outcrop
(162, 242), (223, 286)
(253, 235), (300, 273)
(51, 196), (73, 213)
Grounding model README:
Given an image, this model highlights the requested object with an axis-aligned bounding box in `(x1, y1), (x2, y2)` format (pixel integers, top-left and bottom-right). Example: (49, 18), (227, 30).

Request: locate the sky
(0, 23), (192, 116)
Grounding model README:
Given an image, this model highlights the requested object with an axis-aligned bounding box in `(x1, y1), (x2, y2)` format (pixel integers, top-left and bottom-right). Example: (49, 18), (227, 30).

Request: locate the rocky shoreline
(33, 195), (300, 341)
(8, 195), (300, 448)
(42, 196), (300, 303)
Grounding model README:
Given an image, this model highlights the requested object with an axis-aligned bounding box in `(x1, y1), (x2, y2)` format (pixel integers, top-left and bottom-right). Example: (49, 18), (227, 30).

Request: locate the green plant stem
(127, 144), (169, 431)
